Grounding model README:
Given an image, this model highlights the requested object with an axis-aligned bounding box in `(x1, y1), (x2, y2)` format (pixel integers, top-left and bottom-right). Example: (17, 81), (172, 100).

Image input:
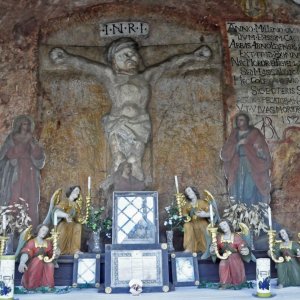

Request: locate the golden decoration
(267, 230), (284, 264)
(77, 189), (91, 225)
(105, 287), (112, 294)
(175, 192), (187, 217)
(43, 228), (59, 263)
(208, 226), (230, 260)
(0, 236), (9, 256)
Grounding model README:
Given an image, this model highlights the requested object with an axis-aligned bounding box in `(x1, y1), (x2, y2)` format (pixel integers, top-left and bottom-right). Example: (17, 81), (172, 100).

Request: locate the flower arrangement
(85, 206), (112, 238)
(222, 197), (269, 236)
(0, 198), (31, 235)
(163, 203), (185, 232)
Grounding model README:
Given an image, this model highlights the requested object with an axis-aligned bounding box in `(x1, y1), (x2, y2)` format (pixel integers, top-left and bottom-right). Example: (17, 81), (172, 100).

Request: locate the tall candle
(209, 204), (214, 227)
(2, 213), (7, 234)
(268, 206), (272, 230)
(88, 176), (91, 190)
(53, 212), (58, 227)
(174, 176), (179, 193)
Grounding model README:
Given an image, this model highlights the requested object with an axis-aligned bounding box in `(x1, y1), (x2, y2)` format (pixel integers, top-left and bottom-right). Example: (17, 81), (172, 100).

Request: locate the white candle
(88, 176), (91, 190)
(268, 206), (272, 230)
(53, 212), (58, 226)
(174, 176), (179, 193)
(209, 204), (214, 226)
(2, 213), (7, 234)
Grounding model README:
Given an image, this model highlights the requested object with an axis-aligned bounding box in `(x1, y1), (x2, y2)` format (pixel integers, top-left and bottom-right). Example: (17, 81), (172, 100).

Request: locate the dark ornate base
(14, 250), (277, 286)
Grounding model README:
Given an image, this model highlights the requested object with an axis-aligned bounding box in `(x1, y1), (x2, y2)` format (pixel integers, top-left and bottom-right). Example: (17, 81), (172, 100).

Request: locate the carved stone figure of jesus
(49, 38), (212, 181)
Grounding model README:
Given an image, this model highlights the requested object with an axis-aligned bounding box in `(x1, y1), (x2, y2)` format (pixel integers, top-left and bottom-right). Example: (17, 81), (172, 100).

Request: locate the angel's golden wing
(15, 225), (33, 257)
(203, 189), (214, 203)
(23, 225), (33, 241)
(52, 188), (62, 206)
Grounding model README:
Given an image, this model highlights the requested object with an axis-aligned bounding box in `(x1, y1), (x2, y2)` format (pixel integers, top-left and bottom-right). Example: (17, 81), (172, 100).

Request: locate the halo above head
(12, 115), (35, 133)
(233, 111), (252, 128)
(107, 37), (138, 65)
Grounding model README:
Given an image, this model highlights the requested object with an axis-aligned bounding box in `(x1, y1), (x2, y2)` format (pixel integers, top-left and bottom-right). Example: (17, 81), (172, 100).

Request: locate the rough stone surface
(1, 0), (300, 245)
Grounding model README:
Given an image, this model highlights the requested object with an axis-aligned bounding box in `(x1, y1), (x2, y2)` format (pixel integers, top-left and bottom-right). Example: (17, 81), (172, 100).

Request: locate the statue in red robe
(18, 224), (55, 290)
(209, 220), (255, 287)
(220, 112), (271, 205)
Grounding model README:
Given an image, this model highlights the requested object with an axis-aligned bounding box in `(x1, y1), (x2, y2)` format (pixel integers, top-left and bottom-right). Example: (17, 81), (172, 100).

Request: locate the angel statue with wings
(15, 224), (59, 290)
(181, 187), (220, 253)
(201, 219), (256, 288)
(43, 186), (84, 255)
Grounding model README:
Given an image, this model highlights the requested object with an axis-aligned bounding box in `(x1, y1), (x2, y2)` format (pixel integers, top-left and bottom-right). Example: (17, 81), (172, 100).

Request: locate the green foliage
(163, 203), (185, 232)
(85, 207), (112, 238)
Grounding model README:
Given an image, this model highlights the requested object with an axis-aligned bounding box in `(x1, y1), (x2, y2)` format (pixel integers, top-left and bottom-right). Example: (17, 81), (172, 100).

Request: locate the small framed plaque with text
(104, 244), (170, 293)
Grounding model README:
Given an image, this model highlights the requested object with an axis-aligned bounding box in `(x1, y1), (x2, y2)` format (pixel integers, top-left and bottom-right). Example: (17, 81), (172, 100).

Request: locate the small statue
(271, 229), (300, 288)
(182, 186), (219, 253)
(43, 186), (84, 255)
(129, 278), (143, 296)
(16, 224), (59, 290)
(202, 219), (255, 288)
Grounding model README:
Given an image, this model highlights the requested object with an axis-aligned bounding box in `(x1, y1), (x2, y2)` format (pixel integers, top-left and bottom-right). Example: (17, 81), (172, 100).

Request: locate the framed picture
(104, 244), (170, 293)
(72, 253), (101, 288)
(171, 252), (200, 287)
(112, 191), (159, 245)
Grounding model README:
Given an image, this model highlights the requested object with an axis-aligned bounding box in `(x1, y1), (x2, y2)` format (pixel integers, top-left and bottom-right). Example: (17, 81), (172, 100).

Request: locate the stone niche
(38, 12), (224, 244)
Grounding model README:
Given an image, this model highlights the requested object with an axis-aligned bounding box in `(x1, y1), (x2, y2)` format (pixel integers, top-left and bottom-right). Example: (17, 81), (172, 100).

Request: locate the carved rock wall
(1, 0), (300, 243)
(38, 14), (223, 227)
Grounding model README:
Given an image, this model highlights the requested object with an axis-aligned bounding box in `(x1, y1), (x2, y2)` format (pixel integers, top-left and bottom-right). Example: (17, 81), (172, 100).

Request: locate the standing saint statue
(220, 112), (271, 205)
(49, 38), (212, 181)
(0, 115), (46, 227)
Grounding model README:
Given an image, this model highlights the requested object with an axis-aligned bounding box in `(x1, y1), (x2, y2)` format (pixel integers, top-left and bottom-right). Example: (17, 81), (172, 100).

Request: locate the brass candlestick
(267, 230), (284, 263)
(44, 227), (59, 263)
(78, 189), (91, 225)
(84, 189), (91, 224)
(175, 192), (186, 218)
(208, 226), (230, 260)
(0, 236), (9, 256)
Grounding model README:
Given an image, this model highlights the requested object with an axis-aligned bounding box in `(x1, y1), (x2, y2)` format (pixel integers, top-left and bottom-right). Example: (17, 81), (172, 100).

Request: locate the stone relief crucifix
(49, 37), (212, 186)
